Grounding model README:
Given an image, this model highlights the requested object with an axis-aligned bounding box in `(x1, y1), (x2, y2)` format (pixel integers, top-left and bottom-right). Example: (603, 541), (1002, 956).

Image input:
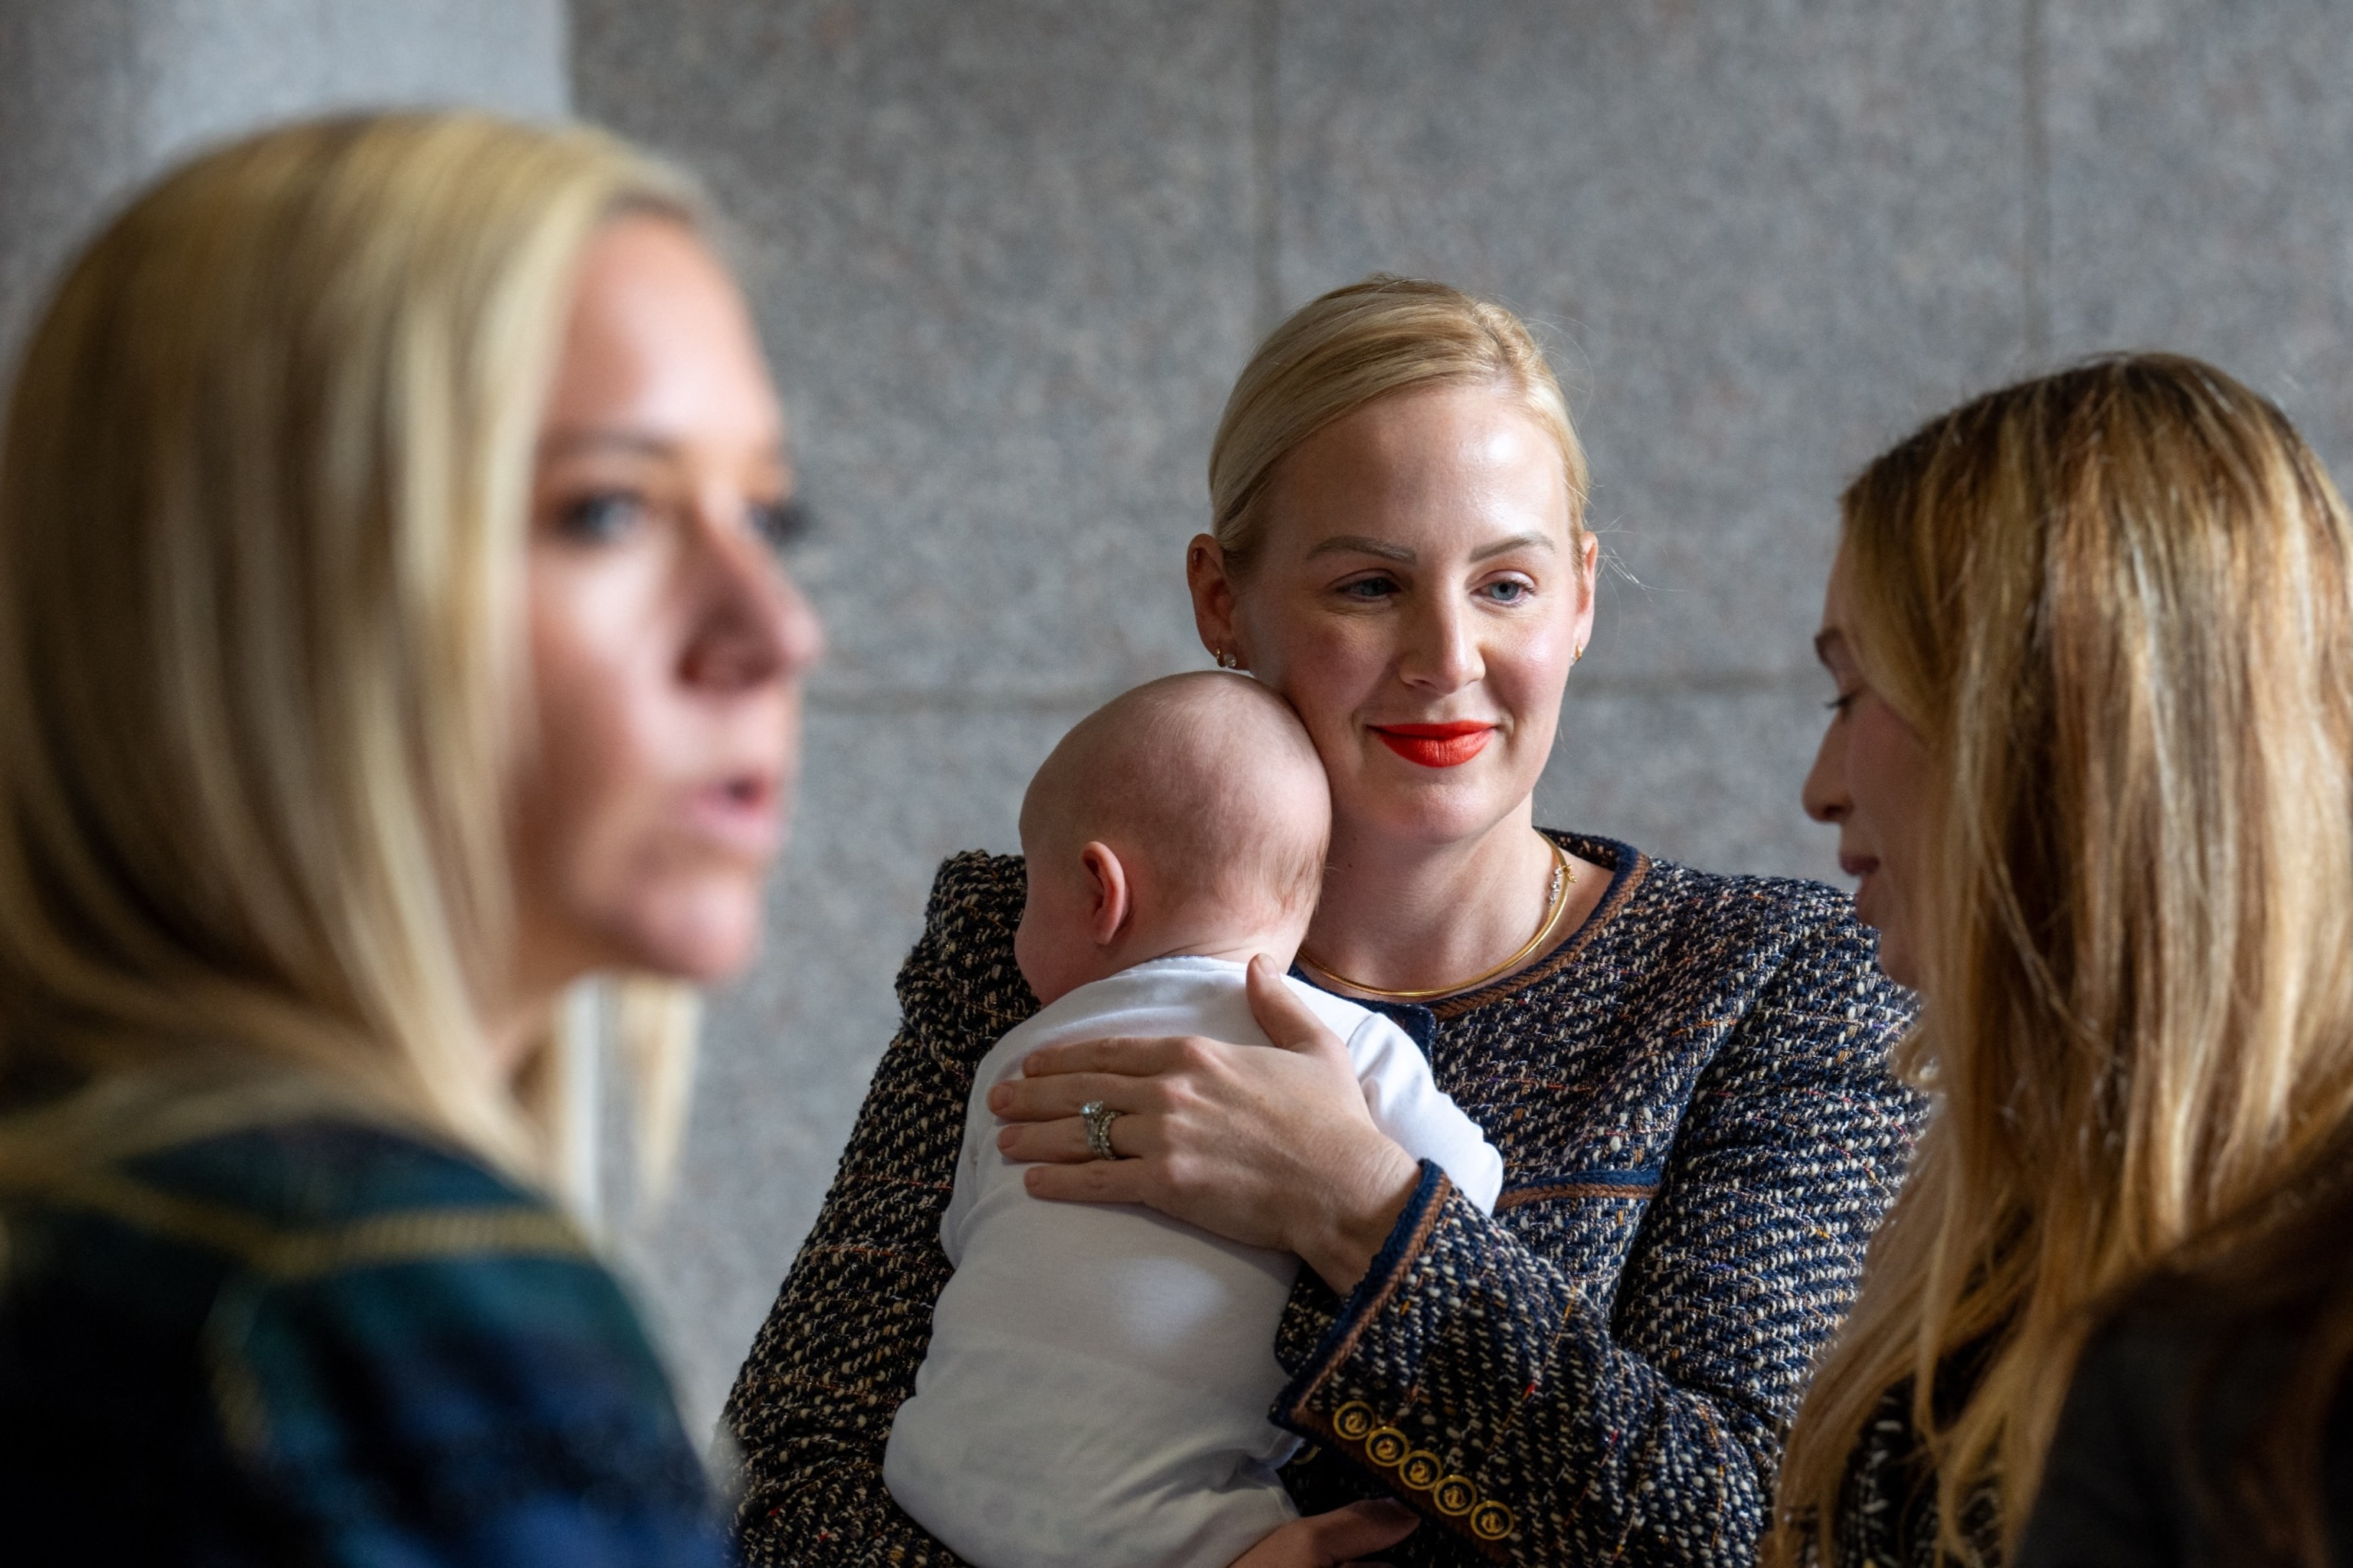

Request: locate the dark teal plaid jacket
(0, 1116), (727, 1566)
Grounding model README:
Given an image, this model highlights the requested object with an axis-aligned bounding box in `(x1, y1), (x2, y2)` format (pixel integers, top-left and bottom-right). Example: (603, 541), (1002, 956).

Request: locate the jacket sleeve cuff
(1288, 1158), (1452, 1400)
(1273, 1160), (1572, 1559)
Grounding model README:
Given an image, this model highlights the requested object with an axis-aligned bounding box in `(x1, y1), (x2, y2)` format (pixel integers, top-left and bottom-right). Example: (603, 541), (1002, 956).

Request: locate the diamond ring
(1080, 1099), (1123, 1161)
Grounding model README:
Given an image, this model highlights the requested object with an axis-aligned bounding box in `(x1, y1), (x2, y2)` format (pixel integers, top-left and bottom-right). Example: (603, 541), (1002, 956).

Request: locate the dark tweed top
(722, 832), (1923, 1566)
(0, 1117), (725, 1566)
(1826, 1349), (2002, 1568)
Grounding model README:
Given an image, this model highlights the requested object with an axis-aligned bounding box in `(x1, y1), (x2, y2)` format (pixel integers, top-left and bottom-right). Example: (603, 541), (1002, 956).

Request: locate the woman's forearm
(1276, 1175), (1777, 1566)
(1292, 1135), (1422, 1295)
(1274, 923), (1923, 1566)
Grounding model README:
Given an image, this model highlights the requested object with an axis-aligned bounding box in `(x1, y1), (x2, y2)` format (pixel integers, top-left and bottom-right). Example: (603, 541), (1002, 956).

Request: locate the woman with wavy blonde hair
(0, 112), (821, 1562)
(1779, 354), (2353, 1568)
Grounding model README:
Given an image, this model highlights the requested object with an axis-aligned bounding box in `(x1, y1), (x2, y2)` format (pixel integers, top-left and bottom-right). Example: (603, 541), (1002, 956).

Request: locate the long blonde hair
(1207, 274), (1590, 570)
(0, 113), (704, 1205)
(1771, 355), (2353, 1565)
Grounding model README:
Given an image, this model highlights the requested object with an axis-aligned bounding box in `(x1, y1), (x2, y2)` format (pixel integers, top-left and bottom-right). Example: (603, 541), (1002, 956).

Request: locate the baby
(882, 672), (1504, 1568)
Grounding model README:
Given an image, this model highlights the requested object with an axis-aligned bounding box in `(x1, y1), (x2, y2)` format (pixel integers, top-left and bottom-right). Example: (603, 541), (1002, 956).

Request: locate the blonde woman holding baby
(726, 276), (1923, 1568)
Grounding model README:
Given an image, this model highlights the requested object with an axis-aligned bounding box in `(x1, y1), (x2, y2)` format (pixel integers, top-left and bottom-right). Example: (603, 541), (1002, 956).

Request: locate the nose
(1802, 709), (1847, 824)
(679, 498), (825, 692)
(1398, 590), (1481, 693)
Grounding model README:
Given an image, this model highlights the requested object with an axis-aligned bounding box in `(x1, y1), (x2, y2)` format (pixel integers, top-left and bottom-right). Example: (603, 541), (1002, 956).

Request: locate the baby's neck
(1082, 917), (1304, 993)
(1131, 932), (1296, 970)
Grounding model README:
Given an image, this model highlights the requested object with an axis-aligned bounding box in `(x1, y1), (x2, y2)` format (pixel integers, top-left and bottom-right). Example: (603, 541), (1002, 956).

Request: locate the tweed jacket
(723, 832), (1923, 1567)
(0, 1116), (726, 1566)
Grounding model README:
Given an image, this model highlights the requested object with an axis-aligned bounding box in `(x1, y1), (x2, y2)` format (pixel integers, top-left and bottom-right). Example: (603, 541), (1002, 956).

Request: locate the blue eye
(559, 491), (644, 542)
(1340, 574), (1399, 601)
(1482, 579), (1532, 604)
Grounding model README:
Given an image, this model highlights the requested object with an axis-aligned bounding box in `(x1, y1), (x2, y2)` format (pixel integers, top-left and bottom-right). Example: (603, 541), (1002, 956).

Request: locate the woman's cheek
(1492, 629), (1571, 741)
(525, 559), (692, 971)
(1304, 617), (1393, 711)
(1514, 604), (1581, 684)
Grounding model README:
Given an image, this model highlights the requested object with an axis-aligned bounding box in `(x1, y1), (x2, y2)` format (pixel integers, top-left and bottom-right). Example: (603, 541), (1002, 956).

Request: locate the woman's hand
(1229, 1501), (1419, 1566)
(991, 954), (1422, 1292)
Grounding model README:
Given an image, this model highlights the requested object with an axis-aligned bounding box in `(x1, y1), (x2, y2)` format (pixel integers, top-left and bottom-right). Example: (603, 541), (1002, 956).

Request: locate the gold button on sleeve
(1400, 1449), (1442, 1490)
(1332, 1402), (1376, 1443)
(1432, 1475), (1478, 1517)
(1471, 1500), (1517, 1541)
(1363, 1426), (1410, 1468)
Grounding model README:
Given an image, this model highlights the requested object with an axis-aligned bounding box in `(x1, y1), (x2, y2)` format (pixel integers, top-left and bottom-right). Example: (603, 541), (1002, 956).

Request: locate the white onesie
(882, 954), (1504, 1568)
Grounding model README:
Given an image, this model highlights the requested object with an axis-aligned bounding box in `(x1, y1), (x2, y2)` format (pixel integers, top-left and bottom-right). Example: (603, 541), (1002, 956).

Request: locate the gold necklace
(1298, 839), (1576, 1002)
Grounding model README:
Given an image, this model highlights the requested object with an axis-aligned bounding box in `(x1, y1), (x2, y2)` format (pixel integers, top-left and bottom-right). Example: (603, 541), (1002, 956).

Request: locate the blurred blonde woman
(1779, 355), (2353, 1568)
(0, 114), (821, 1563)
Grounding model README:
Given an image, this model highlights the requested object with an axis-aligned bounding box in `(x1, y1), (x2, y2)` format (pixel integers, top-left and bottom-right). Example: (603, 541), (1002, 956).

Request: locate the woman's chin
(1868, 928), (1919, 990)
(617, 889), (767, 984)
(1341, 777), (1530, 849)
(1849, 884), (1920, 990)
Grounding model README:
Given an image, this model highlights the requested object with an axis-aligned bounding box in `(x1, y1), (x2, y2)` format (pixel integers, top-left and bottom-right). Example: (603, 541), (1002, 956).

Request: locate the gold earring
(1572, 643), (1586, 664)
(1216, 649), (1242, 670)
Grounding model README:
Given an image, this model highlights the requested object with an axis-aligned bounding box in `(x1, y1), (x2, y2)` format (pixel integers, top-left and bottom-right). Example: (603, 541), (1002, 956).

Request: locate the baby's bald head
(1021, 673), (1330, 946)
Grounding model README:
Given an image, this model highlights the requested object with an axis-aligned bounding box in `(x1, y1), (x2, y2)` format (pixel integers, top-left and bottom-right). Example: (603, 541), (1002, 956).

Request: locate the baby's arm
(932, 1044), (1019, 1267)
(1343, 1014), (1504, 1213)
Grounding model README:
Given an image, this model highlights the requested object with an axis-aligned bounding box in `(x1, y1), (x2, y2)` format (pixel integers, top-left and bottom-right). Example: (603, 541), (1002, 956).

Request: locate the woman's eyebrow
(1305, 534), (1415, 562)
(540, 428), (791, 473)
(538, 429), (679, 461)
(1302, 532), (1557, 563)
(1470, 532), (1556, 561)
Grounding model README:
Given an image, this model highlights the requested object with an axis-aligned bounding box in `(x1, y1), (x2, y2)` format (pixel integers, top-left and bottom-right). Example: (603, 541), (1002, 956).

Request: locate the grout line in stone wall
(2022, 0), (2052, 363)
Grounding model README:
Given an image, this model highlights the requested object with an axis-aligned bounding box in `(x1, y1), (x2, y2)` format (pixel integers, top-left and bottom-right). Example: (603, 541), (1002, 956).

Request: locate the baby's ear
(1078, 840), (1131, 945)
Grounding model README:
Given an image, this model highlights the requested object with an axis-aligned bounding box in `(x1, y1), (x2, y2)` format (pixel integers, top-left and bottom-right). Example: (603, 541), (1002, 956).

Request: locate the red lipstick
(1372, 721), (1494, 768)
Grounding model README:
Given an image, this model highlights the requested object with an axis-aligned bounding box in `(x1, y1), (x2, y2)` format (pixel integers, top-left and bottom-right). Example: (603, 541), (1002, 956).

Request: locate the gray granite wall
(0, 0), (569, 368)
(571, 0), (2353, 1432)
